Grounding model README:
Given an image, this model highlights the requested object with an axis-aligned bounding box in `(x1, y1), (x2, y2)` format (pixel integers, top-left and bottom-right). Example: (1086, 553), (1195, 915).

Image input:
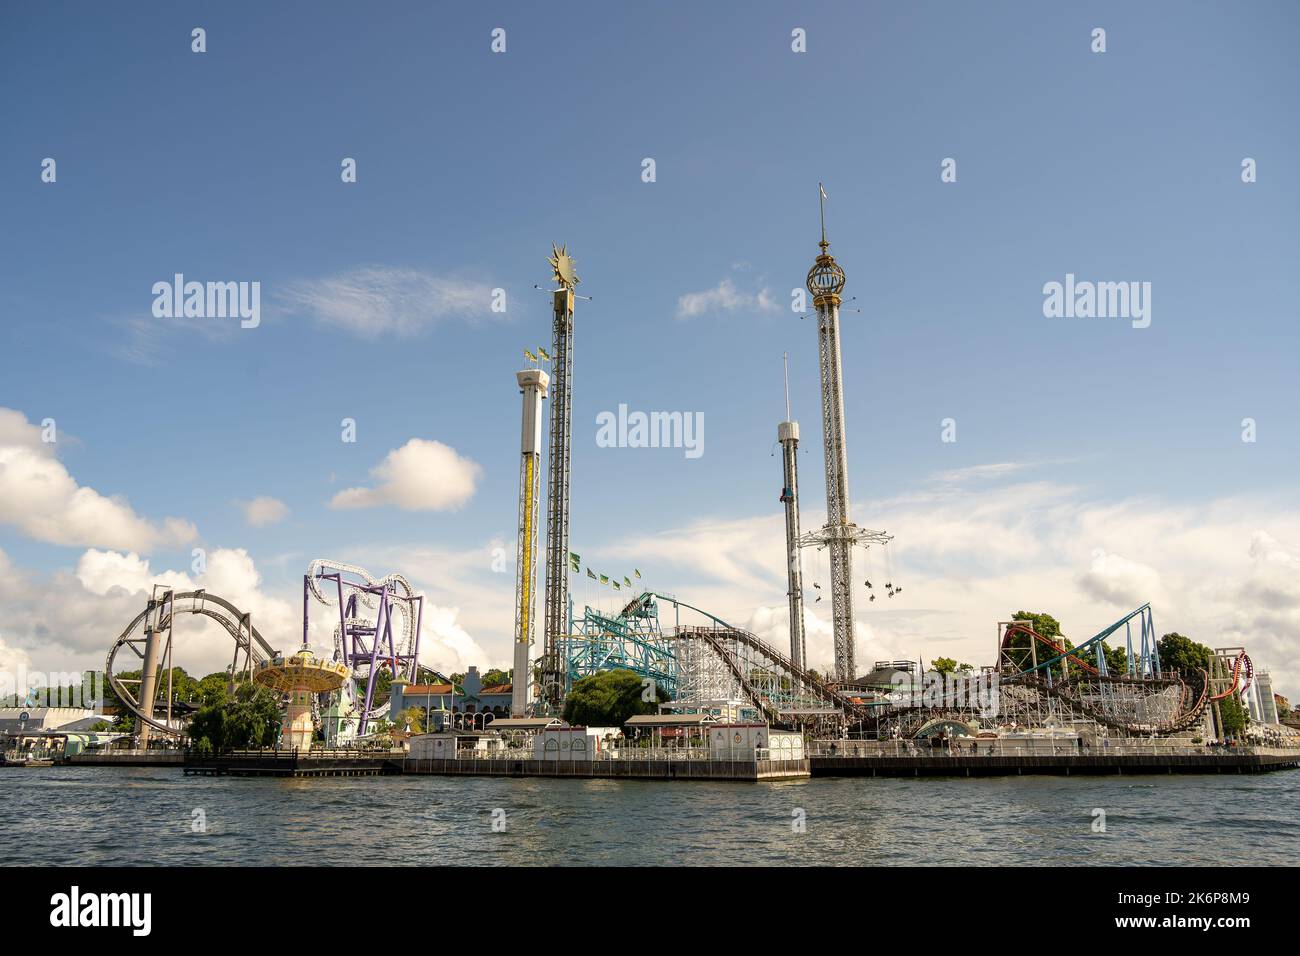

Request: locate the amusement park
(7, 195), (1294, 779)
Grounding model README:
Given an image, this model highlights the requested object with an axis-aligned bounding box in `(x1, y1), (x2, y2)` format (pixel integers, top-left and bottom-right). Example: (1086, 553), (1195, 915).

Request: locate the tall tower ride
(777, 354), (807, 671)
(512, 364), (549, 715)
(541, 244), (579, 711)
(801, 185), (891, 682)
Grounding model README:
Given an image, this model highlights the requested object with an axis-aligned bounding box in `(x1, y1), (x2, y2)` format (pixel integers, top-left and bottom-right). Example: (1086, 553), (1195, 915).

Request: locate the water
(1, 768), (1295, 865)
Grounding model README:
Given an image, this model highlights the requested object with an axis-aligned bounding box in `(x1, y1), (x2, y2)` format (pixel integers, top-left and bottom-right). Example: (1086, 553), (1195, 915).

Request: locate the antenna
(783, 351), (791, 421)
(818, 182), (829, 252)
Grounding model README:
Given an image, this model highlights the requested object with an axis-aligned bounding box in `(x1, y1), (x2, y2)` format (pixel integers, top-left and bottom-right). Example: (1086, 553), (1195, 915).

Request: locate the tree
(930, 658), (974, 676)
(562, 669), (665, 727)
(480, 669), (511, 687)
(396, 707), (425, 734)
(187, 681), (281, 753)
(1156, 632), (1214, 699)
(1006, 611), (1070, 679)
(1219, 695), (1248, 738)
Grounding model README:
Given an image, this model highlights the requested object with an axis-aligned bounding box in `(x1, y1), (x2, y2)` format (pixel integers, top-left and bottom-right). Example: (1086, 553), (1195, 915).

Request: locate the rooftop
(625, 714), (717, 728)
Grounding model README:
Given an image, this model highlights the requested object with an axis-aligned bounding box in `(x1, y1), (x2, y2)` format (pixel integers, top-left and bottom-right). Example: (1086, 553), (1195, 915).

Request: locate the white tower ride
(778, 353), (807, 671)
(800, 185), (891, 682)
(513, 366), (549, 716)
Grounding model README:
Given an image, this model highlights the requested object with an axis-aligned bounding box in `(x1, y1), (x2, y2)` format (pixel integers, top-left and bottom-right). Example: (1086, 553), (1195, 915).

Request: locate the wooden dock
(183, 750), (403, 777)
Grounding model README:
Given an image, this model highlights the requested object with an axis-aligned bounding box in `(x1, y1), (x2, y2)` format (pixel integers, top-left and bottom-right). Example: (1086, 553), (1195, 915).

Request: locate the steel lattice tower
(800, 186), (891, 682)
(777, 354), (807, 671)
(542, 245), (579, 711)
(513, 366), (549, 715)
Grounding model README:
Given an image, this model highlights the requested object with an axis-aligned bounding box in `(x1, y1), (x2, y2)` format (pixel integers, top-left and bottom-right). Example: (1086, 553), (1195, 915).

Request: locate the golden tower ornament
(548, 243), (580, 289)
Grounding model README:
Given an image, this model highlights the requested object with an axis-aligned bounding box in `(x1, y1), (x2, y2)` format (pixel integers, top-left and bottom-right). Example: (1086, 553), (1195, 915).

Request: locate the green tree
(1156, 632), (1214, 699)
(187, 681), (281, 752)
(196, 672), (233, 707)
(930, 658), (974, 675)
(1006, 611), (1070, 679)
(1219, 695), (1248, 738)
(1102, 643), (1128, 675)
(480, 669), (511, 686)
(562, 669), (665, 727)
(396, 706), (425, 734)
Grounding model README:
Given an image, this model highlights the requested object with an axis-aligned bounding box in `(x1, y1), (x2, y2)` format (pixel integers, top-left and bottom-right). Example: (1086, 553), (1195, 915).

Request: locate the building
(707, 723), (804, 761)
(408, 730), (503, 760)
(837, 660), (920, 706)
(1252, 670), (1279, 725)
(533, 726), (621, 760)
(0, 707), (101, 734)
(388, 680), (456, 730)
(388, 666), (515, 731)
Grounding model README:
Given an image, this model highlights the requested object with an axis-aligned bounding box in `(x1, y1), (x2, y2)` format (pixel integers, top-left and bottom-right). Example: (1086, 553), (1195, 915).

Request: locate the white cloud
(0, 407), (197, 551)
(1077, 548), (1165, 608)
(330, 439), (481, 512)
(602, 476), (1300, 696)
(6, 541), (502, 685)
(929, 462), (1031, 485)
(279, 266), (497, 338)
(1, 546), (298, 679)
(676, 277), (781, 319)
(239, 496), (290, 527)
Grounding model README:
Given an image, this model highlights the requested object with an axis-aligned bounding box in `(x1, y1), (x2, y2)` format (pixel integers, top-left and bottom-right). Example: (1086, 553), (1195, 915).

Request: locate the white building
(707, 723), (805, 761)
(533, 726), (621, 760)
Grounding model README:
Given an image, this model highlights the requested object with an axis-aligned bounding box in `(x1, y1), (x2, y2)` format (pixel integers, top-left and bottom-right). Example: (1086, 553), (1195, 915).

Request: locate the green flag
(613, 581), (621, 590)
(569, 552), (580, 573)
(624, 576), (632, 587)
(634, 569), (642, 579)
(586, 568), (597, 580)
(599, 574), (609, 586)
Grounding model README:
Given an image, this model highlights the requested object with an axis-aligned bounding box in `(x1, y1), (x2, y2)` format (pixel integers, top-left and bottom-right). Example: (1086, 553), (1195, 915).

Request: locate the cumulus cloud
(0, 407), (197, 551)
(330, 439), (481, 512)
(6, 540), (503, 686)
(279, 266), (498, 338)
(239, 496), (290, 527)
(1, 546), (298, 679)
(676, 277), (781, 319)
(1077, 548), (1165, 608)
(600, 475), (1300, 695)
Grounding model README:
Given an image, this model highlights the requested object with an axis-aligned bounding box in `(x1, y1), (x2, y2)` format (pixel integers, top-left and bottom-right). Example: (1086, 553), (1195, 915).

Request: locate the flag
(586, 568), (597, 580)
(599, 574), (609, 586)
(613, 581), (621, 590)
(624, 576), (632, 587)
(569, 552), (580, 572)
(538, 347), (551, 361)
(819, 183), (828, 200)
(634, 569), (641, 579)
(524, 349), (537, 363)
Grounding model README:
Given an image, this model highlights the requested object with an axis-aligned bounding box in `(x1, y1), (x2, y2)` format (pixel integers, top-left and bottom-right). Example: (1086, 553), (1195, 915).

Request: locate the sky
(1, 2), (1298, 698)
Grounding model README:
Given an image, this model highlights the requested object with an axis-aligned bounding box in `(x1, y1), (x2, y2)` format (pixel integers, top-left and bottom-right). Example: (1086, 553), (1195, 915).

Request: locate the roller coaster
(304, 559), (423, 739)
(104, 574), (1226, 743)
(106, 587), (279, 737)
(564, 593), (1214, 739)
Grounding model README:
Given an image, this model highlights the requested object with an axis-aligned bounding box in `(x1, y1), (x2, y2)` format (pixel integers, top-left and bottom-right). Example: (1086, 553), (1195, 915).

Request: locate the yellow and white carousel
(253, 647), (350, 751)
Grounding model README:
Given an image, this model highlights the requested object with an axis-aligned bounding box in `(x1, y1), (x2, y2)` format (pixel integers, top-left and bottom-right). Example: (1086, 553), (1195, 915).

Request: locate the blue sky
(2, 2), (1298, 688)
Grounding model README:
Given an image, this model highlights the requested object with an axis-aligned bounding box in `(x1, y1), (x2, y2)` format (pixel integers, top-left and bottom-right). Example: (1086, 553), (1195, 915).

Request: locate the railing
(808, 739), (1300, 758)
(408, 746), (797, 763)
(186, 747), (404, 759)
